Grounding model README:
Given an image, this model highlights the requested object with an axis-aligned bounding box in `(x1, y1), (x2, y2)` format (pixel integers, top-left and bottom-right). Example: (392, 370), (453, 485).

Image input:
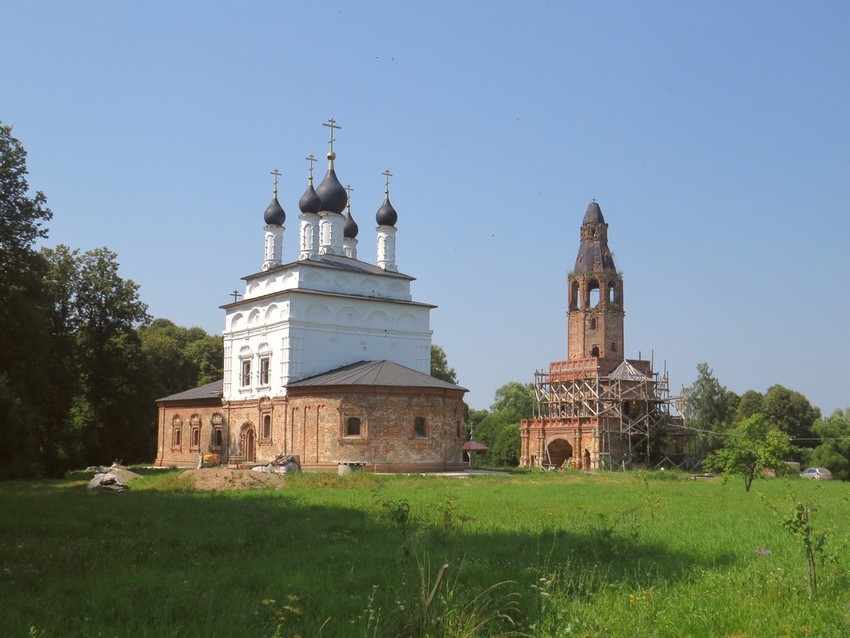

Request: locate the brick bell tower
(567, 201), (624, 360)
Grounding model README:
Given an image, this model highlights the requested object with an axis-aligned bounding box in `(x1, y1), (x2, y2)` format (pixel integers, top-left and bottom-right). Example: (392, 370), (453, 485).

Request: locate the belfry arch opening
(588, 279), (600, 308)
(547, 438), (573, 469)
(569, 281), (580, 311)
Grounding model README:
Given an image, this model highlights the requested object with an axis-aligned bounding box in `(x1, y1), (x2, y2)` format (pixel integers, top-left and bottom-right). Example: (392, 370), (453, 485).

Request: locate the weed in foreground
(764, 483), (834, 597)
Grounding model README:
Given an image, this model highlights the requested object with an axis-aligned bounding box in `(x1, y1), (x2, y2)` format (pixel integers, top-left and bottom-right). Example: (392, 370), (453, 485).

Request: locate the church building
(155, 120), (467, 472)
(520, 202), (681, 470)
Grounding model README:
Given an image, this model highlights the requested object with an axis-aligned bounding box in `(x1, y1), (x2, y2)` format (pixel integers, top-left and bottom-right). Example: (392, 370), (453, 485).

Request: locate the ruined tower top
(574, 200), (616, 274)
(568, 201), (624, 360)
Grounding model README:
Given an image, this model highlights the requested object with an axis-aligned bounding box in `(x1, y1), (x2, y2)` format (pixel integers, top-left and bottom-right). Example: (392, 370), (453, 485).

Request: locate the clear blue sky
(3, 1), (849, 414)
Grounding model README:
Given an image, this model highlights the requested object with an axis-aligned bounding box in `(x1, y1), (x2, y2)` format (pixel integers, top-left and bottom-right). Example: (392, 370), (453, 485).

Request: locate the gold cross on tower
(382, 169), (393, 195)
(305, 154), (317, 181)
(322, 117), (341, 155)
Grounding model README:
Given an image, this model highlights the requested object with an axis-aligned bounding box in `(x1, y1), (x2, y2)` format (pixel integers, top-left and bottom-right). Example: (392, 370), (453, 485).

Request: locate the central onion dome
(263, 196), (285, 226)
(316, 151), (347, 214)
(375, 194), (398, 227)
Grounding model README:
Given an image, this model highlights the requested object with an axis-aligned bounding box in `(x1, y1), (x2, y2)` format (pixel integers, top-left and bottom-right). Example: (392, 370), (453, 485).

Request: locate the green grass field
(2, 469), (848, 637)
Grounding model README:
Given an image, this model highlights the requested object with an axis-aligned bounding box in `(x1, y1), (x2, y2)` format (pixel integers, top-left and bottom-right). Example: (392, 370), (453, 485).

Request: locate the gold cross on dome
(305, 154), (317, 180)
(322, 117), (341, 153)
(270, 168), (281, 196)
(382, 169), (393, 194)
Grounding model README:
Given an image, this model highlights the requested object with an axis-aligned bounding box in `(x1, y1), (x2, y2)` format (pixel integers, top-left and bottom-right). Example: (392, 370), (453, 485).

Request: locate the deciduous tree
(809, 409), (850, 481)
(705, 415), (792, 491)
(0, 123), (53, 477)
(430, 344), (458, 384)
(761, 385), (821, 447)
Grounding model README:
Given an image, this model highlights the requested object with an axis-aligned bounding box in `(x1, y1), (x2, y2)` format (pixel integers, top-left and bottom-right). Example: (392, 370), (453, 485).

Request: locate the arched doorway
(547, 438), (573, 469)
(242, 426), (256, 463)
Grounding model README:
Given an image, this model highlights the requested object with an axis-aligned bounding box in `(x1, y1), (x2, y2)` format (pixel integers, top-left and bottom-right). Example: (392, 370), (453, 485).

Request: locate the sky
(3, 1), (849, 414)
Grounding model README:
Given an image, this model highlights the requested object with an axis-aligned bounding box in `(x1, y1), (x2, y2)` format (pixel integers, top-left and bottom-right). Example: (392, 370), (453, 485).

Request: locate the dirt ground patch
(183, 468), (287, 491)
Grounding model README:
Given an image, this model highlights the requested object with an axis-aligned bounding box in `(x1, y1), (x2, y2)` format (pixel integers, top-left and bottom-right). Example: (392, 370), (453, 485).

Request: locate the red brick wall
(156, 387), (466, 472)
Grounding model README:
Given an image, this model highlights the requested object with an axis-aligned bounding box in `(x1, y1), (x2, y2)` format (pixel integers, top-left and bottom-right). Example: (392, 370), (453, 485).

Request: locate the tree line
(1, 123), (222, 478)
(684, 362), (850, 481)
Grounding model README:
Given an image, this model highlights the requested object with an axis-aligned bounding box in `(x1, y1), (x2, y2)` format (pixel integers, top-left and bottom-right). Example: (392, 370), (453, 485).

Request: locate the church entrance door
(244, 428), (256, 463)
(547, 438), (572, 469)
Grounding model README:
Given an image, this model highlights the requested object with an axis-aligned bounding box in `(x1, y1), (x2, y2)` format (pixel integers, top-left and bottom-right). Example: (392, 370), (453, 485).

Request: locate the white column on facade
(263, 224), (284, 270)
(343, 237), (358, 259)
(376, 225), (398, 272)
(299, 213), (319, 260)
(319, 212), (345, 255)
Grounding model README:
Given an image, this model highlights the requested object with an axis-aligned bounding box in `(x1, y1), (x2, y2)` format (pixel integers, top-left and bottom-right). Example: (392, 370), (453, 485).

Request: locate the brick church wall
(156, 387), (466, 472)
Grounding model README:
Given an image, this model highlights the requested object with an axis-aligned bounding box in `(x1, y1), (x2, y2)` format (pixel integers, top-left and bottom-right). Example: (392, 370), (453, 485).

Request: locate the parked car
(800, 467), (833, 480)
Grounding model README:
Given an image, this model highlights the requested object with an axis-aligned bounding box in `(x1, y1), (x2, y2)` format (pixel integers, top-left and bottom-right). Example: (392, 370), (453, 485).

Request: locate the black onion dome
(316, 168), (347, 214)
(375, 195), (398, 226)
(264, 196), (286, 225)
(299, 182), (321, 214)
(344, 210), (359, 239)
(582, 201), (605, 224)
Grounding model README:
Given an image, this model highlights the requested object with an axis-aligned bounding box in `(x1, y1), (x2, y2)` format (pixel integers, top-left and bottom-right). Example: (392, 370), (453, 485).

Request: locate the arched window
(589, 318), (597, 330)
(190, 414), (201, 450)
(588, 279), (600, 308)
(211, 412), (224, 450)
(414, 417), (428, 438)
(171, 415), (183, 451)
(611, 341), (617, 353)
(591, 346), (600, 357)
(569, 281), (580, 311)
(261, 414), (271, 441)
(608, 283), (616, 304)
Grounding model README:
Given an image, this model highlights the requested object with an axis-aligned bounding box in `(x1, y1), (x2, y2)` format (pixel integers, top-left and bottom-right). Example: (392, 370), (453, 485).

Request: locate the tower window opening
(569, 281), (580, 311)
(588, 280), (600, 308)
(589, 318), (597, 330)
(608, 284), (616, 304)
(591, 346), (600, 357)
(611, 341), (617, 353)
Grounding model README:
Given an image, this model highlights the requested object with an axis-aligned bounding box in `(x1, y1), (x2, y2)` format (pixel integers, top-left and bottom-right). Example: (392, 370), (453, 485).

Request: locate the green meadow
(2, 470), (849, 638)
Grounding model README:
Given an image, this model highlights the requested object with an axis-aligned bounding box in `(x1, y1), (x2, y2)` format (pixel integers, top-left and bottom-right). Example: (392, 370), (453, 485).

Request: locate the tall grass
(1, 470), (848, 637)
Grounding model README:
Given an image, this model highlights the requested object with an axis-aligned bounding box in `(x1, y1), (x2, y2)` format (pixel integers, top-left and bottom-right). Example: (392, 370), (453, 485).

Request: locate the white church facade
(155, 121), (467, 472)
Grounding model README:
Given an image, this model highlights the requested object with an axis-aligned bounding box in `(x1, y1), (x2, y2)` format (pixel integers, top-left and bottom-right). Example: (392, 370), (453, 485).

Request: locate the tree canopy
(705, 415), (793, 491)
(683, 363), (738, 434)
(430, 344), (458, 385)
(809, 409), (850, 481)
(0, 124), (221, 477)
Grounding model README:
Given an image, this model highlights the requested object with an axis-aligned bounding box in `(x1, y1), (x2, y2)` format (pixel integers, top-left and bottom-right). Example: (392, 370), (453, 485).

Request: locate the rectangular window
(260, 356), (270, 386)
(240, 359), (251, 387)
(414, 416), (427, 438)
(261, 414), (272, 441)
(346, 417), (361, 437)
(212, 428), (223, 450)
(190, 426), (200, 450)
